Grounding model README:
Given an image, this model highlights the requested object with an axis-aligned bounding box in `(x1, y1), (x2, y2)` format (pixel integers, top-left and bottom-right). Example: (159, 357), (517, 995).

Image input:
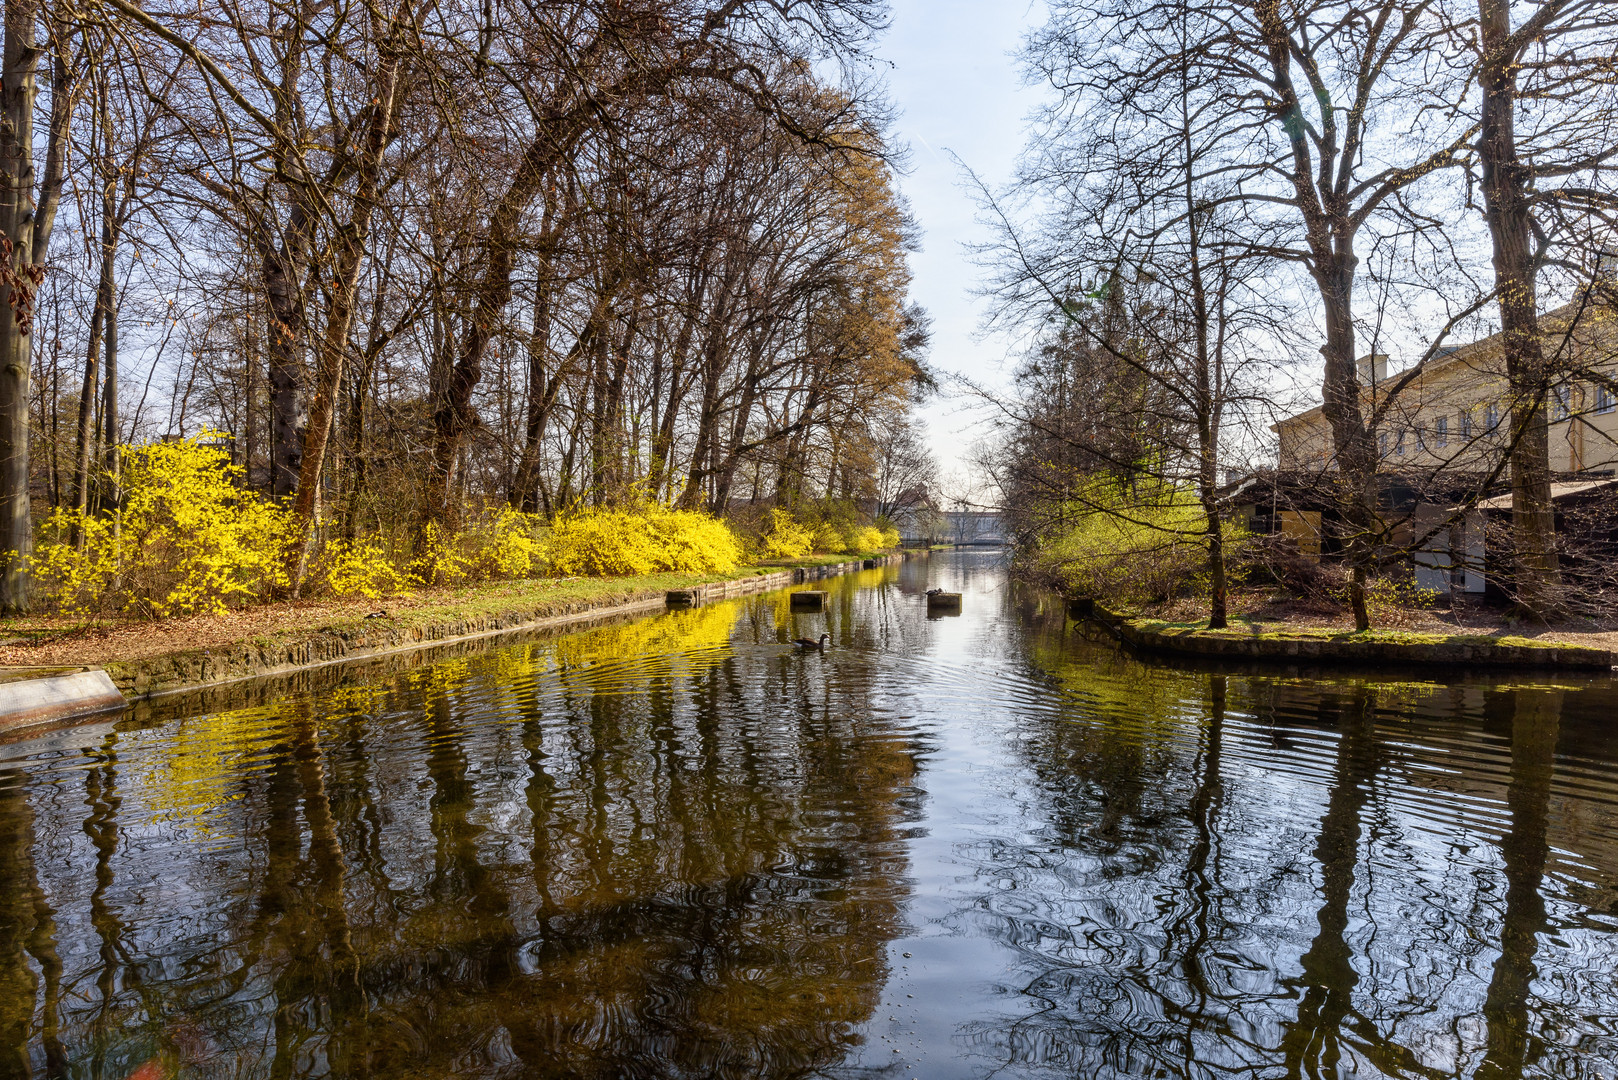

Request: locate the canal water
(2, 551), (1616, 1080)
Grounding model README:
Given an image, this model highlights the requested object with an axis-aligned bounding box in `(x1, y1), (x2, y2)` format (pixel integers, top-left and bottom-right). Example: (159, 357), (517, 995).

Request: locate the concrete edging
(0, 669), (126, 729)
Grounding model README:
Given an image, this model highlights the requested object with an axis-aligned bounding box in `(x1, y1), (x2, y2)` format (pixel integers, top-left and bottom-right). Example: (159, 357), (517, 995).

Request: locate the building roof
(1472, 478), (1618, 511)
(1272, 297), (1617, 432)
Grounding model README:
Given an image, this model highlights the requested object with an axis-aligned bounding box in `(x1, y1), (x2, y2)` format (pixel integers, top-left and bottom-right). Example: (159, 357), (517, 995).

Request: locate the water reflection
(0, 555), (1616, 1079)
(0, 581), (926, 1079)
(958, 590), (1618, 1080)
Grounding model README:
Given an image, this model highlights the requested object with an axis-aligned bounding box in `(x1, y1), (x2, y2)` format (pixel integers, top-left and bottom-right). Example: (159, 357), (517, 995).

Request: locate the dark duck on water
(792, 634), (830, 650)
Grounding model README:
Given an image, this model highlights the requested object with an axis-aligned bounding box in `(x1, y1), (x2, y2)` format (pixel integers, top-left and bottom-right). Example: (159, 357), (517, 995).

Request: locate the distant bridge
(900, 510), (1003, 546)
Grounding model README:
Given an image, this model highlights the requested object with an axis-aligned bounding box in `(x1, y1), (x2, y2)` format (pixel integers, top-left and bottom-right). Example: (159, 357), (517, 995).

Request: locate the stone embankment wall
(1074, 599), (1617, 670)
(111, 551), (919, 700)
(110, 571), (793, 700)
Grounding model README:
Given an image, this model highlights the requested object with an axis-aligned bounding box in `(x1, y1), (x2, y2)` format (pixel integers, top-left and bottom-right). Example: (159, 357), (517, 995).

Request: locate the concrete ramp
(0, 669), (127, 730)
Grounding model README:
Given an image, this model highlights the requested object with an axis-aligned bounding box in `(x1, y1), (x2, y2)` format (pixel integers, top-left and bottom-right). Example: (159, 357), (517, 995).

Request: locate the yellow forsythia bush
(851, 525), (886, 552)
(811, 522), (846, 554)
(548, 503), (741, 576)
(32, 433), (287, 617)
(408, 509), (549, 586)
(762, 507), (814, 559)
(312, 537), (411, 599)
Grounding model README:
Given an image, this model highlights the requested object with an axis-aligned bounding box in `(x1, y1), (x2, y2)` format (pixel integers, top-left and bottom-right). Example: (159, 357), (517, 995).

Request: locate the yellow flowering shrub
(313, 537), (411, 599)
(405, 510), (549, 586)
(408, 521), (472, 585)
(548, 502), (742, 576)
(762, 507), (813, 559)
(477, 508), (549, 578)
(811, 522), (846, 554)
(851, 525), (886, 552)
(878, 525), (901, 549)
(31, 433), (287, 617)
(29, 512), (120, 615)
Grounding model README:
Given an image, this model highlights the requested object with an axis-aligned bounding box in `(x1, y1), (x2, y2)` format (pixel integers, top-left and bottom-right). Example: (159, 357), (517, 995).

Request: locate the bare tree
(0, 0), (75, 611)
(1464, 0), (1618, 616)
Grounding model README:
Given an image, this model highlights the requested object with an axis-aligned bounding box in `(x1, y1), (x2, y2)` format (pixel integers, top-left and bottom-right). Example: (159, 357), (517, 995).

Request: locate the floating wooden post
(789, 590), (827, 612)
(926, 592), (963, 616)
(863, 558), (877, 569)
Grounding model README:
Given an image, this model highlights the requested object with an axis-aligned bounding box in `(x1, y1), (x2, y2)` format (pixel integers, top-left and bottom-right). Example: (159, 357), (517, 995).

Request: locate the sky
(876, 0), (1050, 502)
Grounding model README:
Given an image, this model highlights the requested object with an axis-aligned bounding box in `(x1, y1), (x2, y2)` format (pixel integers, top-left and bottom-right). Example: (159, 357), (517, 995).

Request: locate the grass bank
(1076, 602), (1617, 670)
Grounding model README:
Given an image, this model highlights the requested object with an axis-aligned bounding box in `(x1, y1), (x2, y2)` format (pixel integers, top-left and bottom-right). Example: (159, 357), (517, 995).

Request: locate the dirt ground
(0, 595), (450, 668)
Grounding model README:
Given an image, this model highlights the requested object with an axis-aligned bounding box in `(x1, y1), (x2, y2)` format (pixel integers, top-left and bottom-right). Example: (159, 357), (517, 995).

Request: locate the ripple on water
(2, 555), (1617, 1079)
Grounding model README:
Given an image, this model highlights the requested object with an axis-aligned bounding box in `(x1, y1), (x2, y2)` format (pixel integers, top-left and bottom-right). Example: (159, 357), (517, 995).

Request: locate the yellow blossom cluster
(547, 502), (743, 576)
(761, 508), (898, 558)
(33, 434), (288, 617)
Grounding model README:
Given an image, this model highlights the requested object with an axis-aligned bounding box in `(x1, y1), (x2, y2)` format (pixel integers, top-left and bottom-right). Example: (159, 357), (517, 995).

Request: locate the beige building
(1274, 301), (1618, 476)
(1267, 301), (1618, 595)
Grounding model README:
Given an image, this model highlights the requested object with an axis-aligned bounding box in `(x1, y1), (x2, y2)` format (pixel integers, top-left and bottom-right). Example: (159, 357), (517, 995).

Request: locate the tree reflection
(82, 733), (131, 1080)
(4, 562), (1616, 1079)
(1477, 690), (1558, 1080)
(970, 604), (1615, 1080)
(0, 767), (66, 1080)
(1, 594), (920, 1077)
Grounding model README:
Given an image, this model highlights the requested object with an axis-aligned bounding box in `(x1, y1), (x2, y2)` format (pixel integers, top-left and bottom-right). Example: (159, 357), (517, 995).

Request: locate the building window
(1486, 403), (1501, 433)
(1394, 429), (1406, 456)
(1379, 431), (1389, 458)
(1598, 384), (1615, 415)
(1460, 410), (1472, 440)
(1435, 415), (1448, 447)
(1553, 384), (1571, 422)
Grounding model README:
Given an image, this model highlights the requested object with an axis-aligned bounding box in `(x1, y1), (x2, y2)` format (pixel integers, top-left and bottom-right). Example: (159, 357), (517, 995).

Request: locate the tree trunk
(1478, 0), (1560, 619)
(100, 263), (118, 530)
(0, 0), (41, 612)
(285, 18), (404, 590)
(244, 308), (258, 488)
(70, 256), (106, 532)
(429, 129), (578, 521)
(510, 208), (563, 512)
(264, 238), (309, 500)
(72, 99), (116, 540)
(645, 303), (699, 501)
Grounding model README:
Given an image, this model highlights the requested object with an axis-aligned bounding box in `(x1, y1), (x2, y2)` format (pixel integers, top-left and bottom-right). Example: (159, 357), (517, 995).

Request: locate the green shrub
(1362, 574), (1440, 627)
(1031, 478), (1239, 606)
